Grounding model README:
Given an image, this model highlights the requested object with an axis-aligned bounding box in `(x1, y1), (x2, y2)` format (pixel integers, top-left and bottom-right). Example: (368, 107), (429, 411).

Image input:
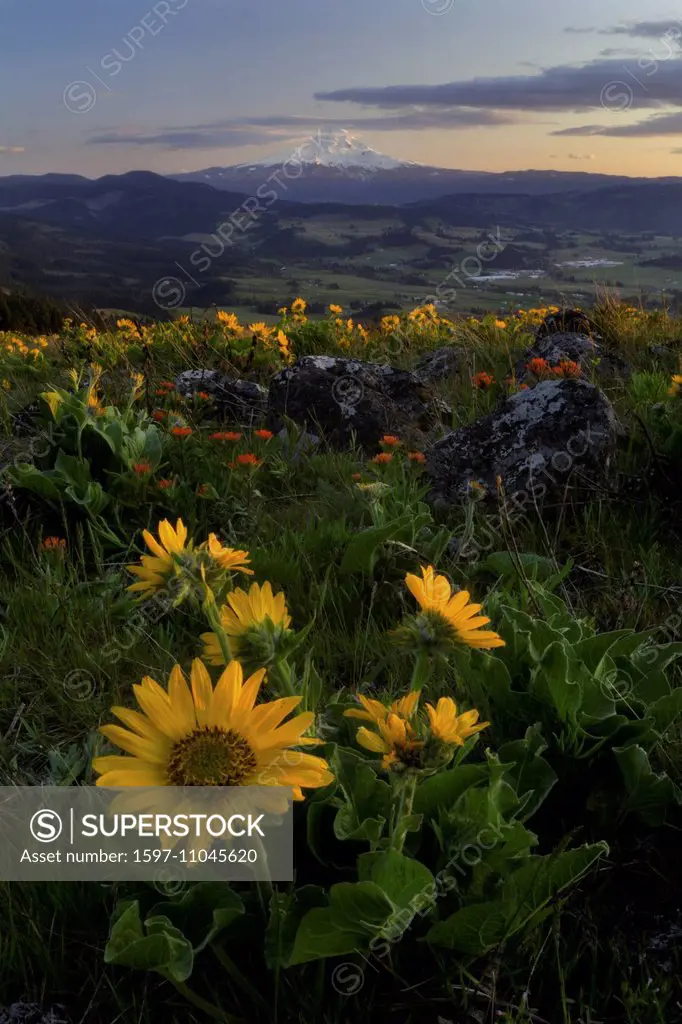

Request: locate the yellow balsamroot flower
(205, 534), (254, 575)
(380, 315), (401, 333)
(291, 297), (307, 315)
(248, 321), (272, 338)
(344, 689), (488, 773)
(127, 518), (193, 597)
(494, 319), (507, 329)
(201, 580), (292, 665)
(669, 374), (682, 396)
(93, 658), (334, 798)
(355, 712), (424, 771)
(216, 310), (240, 331)
(329, 304), (343, 315)
(425, 696), (489, 745)
(345, 690), (420, 728)
(41, 390), (64, 419)
(405, 565), (505, 650)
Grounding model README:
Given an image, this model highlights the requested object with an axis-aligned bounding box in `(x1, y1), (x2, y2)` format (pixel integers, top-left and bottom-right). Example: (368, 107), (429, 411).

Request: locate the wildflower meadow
(0, 298), (681, 1023)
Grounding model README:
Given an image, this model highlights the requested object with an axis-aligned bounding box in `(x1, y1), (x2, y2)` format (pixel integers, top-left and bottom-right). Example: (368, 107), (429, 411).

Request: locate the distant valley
(1, 137), (682, 319)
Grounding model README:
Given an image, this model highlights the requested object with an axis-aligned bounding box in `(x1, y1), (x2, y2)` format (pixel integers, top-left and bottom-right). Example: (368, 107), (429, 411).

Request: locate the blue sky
(1, 0), (682, 176)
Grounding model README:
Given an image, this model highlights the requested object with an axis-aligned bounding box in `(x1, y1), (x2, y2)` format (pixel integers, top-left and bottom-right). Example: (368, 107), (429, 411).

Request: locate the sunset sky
(1, 0), (682, 178)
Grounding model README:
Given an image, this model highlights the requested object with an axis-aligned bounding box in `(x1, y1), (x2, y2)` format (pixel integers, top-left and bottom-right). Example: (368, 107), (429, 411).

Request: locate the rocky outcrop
(535, 308), (600, 339)
(0, 1006), (69, 1024)
(425, 379), (621, 509)
(174, 370), (267, 425)
(516, 332), (630, 382)
(413, 346), (467, 383)
(267, 356), (451, 451)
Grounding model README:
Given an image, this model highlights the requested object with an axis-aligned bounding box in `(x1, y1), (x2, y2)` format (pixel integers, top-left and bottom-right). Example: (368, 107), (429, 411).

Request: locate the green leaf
(339, 513), (430, 575)
(148, 882), (244, 953)
(332, 747), (391, 843)
(427, 843), (607, 953)
(413, 764), (490, 820)
(265, 886), (328, 969)
(289, 881), (395, 965)
(104, 902), (194, 982)
(498, 726), (557, 822)
(5, 464), (63, 501)
(613, 744), (681, 825)
(532, 642), (581, 723)
(357, 851), (435, 916)
(480, 551), (569, 583)
(54, 450), (92, 489)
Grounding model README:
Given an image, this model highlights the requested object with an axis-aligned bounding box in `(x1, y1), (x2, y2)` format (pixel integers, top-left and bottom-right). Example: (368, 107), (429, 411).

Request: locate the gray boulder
(413, 346), (467, 383)
(535, 308), (600, 339)
(174, 369), (267, 426)
(516, 332), (630, 382)
(425, 378), (621, 510)
(267, 355), (451, 451)
(0, 1006), (69, 1024)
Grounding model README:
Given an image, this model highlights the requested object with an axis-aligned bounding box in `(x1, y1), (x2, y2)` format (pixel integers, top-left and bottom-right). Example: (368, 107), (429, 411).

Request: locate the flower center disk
(167, 726), (257, 786)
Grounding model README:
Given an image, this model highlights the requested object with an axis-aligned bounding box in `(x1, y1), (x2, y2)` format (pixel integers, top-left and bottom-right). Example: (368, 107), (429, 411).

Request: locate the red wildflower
(552, 359), (581, 379)
(210, 431), (242, 441)
(472, 371), (495, 389)
(407, 451), (426, 463)
(158, 479), (174, 489)
(132, 461), (152, 475)
(39, 536), (66, 552)
(171, 426), (192, 438)
(381, 435), (401, 447)
(372, 453), (393, 465)
(527, 357), (550, 377)
(236, 453), (262, 466)
(254, 429), (274, 440)
(151, 410), (165, 422)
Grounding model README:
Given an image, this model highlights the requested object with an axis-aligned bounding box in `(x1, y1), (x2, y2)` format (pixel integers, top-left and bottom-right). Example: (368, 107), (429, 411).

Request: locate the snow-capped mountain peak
(240, 130), (418, 175)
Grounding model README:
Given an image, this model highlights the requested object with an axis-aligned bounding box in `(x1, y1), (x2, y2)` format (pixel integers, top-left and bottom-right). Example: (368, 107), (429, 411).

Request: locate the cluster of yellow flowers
(215, 310), (293, 362)
(93, 521), (502, 801)
(1, 332), (48, 361)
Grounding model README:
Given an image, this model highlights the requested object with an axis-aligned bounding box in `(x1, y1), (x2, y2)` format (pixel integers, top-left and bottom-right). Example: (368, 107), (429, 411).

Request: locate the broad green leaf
(498, 727), (557, 822)
(332, 747), (391, 843)
(289, 881), (395, 965)
(148, 882), (244, 953)
(479, 551), (568, 583)
(54, 450), (92, 489)
(265, 886), (328, 969)
(613, 744), (681, 825)
(357, 851), (435, 916)
(104, 902), (194, 982)
(413, 764), (489, 820)
(339, 513), (430, 575)
(5, 464), (63, 501)
(427, 842), (607, 953)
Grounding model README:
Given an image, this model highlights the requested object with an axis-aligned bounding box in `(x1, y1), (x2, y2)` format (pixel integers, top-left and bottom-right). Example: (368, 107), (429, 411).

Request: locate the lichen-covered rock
(516, 332), (630, 382)
(413, 346), (467, 383)
(174, 370), (267, 425)
(0, 1005), (69, 1024)
(425, 379), (621, 509)
(267, 356), (451, 451)
(535, 308), (600, 339)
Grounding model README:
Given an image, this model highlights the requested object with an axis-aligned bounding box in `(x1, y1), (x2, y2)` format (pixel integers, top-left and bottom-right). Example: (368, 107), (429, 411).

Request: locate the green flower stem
(267, 657), (297, 697)
(204, 600), (233, 665)
(409, 648), (432, 693)
(389, 775), (417, 854)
